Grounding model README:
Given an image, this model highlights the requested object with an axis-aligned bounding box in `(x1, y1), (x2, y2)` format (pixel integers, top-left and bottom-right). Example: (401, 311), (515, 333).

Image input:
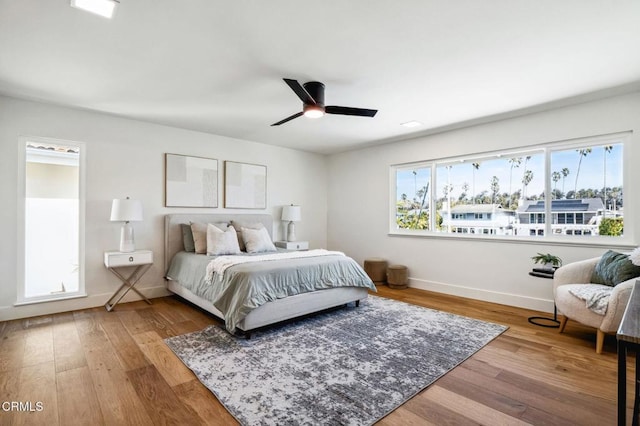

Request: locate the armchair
(554, 256), (636, 353)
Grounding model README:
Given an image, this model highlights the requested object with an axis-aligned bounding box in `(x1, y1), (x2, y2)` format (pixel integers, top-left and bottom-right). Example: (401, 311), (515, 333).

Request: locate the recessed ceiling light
(70, 0), (118, 19)
(401, 120), (422, 128)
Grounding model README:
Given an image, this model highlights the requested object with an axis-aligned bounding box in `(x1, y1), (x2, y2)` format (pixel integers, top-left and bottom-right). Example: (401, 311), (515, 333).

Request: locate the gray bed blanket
(166, 251), (376, 332)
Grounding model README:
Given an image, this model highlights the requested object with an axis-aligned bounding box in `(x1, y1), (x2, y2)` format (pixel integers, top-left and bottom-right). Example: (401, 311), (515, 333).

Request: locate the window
(18, 138), (85, 303)
(390, 133), (627, 241)
(394, 164), (431, 230)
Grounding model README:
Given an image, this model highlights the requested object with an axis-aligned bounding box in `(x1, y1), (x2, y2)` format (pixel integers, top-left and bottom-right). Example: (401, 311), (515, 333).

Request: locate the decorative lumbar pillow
(191, 222), (229, 254)
(230, 221), (264, 251)
(181, 223), (195, 252)
(206, 224), (241, 256)
(591, 250), (640, 286)
(241, 226), (277, 254)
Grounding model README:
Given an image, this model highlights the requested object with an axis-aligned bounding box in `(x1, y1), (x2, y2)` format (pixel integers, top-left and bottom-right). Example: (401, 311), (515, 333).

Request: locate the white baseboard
(0, 285), (171, 322)
(408, 278), (554, 314)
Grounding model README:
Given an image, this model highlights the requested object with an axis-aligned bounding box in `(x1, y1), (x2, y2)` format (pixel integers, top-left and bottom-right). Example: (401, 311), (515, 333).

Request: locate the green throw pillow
(591, 250), (640, 286)
(181, 223), (196, 252)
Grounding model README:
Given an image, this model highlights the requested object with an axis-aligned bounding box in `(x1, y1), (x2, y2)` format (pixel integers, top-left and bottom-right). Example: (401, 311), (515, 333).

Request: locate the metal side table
(527, 269), (560, 328)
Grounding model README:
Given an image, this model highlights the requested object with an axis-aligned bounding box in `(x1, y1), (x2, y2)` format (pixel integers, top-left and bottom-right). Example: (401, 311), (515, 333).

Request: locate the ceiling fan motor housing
(303, 81), (325, 106)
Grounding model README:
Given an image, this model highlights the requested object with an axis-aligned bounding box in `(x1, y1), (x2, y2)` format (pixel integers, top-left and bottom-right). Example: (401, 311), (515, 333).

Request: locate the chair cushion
(591, 250), (640, 286)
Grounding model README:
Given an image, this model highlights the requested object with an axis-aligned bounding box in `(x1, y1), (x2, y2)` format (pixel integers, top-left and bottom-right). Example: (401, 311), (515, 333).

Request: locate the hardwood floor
(0, 286), (632, 425)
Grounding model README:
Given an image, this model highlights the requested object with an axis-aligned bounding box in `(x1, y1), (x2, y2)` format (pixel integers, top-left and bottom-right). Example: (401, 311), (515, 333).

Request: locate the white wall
(0, 96), (328, 320)
(327, 92), (640, 313)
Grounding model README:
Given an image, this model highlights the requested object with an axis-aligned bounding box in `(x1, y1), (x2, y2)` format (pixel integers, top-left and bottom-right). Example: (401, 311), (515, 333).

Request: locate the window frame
(389, 131), (634, 248)
(16, 135), (87, 305)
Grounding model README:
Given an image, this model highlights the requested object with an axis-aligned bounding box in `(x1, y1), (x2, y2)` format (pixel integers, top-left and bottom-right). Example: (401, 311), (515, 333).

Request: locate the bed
(164, 213), (375, 336)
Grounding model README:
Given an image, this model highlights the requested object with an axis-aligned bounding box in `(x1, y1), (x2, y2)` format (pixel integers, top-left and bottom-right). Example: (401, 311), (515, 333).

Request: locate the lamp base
(287, 221), (297, 242)
(120, 222), (135, 252)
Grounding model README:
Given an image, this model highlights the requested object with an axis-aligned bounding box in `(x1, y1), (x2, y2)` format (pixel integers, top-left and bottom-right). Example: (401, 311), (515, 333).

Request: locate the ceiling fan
(271, 78), (378, 126)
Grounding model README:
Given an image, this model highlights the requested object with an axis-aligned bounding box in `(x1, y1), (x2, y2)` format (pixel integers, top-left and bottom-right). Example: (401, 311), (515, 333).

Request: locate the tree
(522, 170), (534, 199)
(413, 183), (429, 229)
(603, 145), (613, 215)
(412, 170), (418, 204)
(508, 157), (522, 207)
(520, 156), (532, 200)
(599, 217), (623, 236)
(490, 176), (500, 204)
(459, 182), (469, 202)
(471, 162), (480, 204)
(561, 167), (570, 198)
(574, 148), (592, 197)
(551, 171), (561, 199)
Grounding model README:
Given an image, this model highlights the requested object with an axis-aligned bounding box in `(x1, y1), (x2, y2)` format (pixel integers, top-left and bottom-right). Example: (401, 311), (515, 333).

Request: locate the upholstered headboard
(164, 213), (274, 274)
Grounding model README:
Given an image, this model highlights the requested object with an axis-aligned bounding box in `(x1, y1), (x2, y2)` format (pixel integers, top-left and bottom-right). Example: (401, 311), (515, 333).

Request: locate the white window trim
(16, 135), (87, 305)
(389, 131), (634, 248)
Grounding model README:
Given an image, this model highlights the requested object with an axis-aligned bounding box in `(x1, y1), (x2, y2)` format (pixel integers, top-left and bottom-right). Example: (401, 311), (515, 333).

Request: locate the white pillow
(206, 224), (241, 256)
(241, 226), (276, 253)
(230, 221), (264, 251)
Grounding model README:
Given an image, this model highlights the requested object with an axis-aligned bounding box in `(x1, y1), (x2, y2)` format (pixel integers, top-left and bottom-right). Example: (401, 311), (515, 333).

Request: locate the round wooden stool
(387, 265), (408, 289)
(364, 258), (388, 284)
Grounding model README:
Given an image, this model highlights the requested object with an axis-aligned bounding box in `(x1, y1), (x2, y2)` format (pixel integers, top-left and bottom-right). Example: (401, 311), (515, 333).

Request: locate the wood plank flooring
(0, 286), (632, 425)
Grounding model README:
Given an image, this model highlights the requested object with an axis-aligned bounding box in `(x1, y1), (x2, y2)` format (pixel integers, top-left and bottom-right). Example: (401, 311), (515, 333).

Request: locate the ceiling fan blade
(325, 106), (377, 117)
(271, 111), (304, 126)
(283, 78), (316, 105)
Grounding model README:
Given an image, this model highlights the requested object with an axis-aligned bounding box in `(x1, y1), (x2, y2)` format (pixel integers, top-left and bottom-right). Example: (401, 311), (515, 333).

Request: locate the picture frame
(224, 161), (267, 209)
(165, 153), (218, 207)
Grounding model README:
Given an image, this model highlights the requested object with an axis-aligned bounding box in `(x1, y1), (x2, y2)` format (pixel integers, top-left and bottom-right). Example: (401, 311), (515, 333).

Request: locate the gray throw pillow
(181, 223), (195, 252)
(591, 250), (640, 286)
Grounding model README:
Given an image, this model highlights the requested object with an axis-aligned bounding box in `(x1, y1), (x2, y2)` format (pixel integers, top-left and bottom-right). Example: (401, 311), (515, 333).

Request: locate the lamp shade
(282, 205), (301, 222)
(110, 198), (143, 222)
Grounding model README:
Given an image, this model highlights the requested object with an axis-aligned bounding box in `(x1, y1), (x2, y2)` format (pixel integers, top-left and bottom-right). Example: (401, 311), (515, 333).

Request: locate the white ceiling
(1, 1), (640, 154)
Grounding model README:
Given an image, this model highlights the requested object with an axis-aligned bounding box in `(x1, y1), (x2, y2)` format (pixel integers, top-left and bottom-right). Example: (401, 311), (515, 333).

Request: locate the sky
(397, 143), (623, 201)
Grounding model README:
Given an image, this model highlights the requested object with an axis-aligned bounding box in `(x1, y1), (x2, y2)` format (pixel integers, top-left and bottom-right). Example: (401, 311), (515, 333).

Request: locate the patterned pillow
(206, 224), (241, 256)
(591, 250), (640, 286)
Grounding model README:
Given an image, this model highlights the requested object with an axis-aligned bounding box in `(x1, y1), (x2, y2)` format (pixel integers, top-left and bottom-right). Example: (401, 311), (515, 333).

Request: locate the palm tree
(574, 148), (592, 198)
(508, 157), (522, 208)
(522, 170), (534, 199)
(603, 145), (613, 215)
(460, 182), (469, 202)
(520, 156), (531, 200)
(561, 167), (570, 198)
(552, 171), (561, 199)
(471, 162), (480, 204)
(490, 176), (500, 204)
(412, 170), (417, 204)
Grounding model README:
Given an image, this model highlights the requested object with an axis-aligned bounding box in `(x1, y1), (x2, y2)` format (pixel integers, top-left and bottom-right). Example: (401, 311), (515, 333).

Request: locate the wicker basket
(387, 265), (408, 289)
(364, 258), (388, 284)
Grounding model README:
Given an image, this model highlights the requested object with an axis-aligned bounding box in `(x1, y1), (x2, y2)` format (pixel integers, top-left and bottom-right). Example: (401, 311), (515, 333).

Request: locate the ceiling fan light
(303, 106), (324, 119)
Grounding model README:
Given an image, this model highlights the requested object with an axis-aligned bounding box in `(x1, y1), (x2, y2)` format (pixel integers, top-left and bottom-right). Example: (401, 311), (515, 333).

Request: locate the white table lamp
(282, 204), (301, 242)
(110, 197), (143, 252)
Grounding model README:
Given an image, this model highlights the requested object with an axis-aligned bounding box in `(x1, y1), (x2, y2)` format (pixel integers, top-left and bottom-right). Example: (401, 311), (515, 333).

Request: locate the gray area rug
(165, 296), (507, 426)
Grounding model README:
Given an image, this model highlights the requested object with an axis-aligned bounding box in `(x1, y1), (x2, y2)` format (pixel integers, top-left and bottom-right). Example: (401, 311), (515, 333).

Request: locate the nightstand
(274, 241), (309, 251)
(104, 250), (153, 311)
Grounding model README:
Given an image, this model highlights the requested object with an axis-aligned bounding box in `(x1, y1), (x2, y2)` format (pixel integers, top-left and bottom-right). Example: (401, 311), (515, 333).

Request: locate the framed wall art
(165, 153), (218, 207)
(224, 161), (267, 209)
